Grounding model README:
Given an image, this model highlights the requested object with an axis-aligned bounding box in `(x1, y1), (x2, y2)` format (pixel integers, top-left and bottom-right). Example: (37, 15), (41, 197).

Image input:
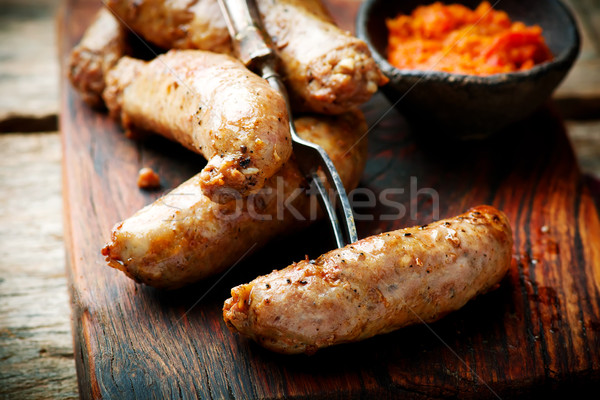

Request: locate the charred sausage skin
(223, 206), (513, 354)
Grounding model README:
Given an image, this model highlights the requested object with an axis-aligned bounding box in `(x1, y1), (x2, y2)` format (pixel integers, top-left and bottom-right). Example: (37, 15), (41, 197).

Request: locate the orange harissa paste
(386, 1), (553, 75)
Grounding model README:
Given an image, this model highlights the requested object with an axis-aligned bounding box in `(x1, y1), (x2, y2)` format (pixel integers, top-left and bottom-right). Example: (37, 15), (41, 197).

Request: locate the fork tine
(294, 137), (358, 247)
(314, 145), (359, 245)
(262, 64), (358, 247)
(311, 171), (346, 248)
(218, 0), (359, 247)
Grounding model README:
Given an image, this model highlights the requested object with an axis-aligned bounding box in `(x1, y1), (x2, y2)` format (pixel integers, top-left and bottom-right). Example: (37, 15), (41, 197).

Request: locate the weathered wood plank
(0, 0), (598, 398)
(0, 0), (60, 130)
(59, 0), (600, 398)
(566, 120), (600, 178)
(0, 132), (78, 400)
(554, 0), (600, 122)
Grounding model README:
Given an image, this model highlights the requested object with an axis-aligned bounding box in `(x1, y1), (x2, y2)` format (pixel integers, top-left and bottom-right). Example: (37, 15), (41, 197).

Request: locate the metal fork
(217, 0), (358, 247)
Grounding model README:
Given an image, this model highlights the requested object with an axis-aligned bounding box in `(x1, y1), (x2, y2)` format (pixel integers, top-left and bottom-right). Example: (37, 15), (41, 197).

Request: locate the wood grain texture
(555, 0), (600, 122)
(556, 0), (600, 101)
(59, 0), (600, 398)
(0, 133), (78, 399)
(0, 0), (60, 131)
(566, 120), (600, 177)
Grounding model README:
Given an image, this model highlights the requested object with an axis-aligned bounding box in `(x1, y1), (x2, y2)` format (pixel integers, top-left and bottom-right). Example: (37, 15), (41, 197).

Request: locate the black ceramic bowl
(357, 0), (580, 139)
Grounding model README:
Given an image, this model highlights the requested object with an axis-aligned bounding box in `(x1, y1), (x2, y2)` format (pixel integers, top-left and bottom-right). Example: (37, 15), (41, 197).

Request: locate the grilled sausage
(68, 8), (128, 108)
(102, 50), (291, 202)
(105, 0), (233, 54)
(102, 111), (368, 289)
(256, 0), (388, 113)
(105, 0), (387, 114)
(223, 205), (513, 354)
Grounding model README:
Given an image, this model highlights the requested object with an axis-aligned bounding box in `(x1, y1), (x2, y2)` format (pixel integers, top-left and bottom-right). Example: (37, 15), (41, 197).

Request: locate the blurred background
(0, 0), (598, 398)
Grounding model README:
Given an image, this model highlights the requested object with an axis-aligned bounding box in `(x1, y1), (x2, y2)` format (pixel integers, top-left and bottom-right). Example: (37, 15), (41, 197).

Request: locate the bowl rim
(356, 0), (581, 86)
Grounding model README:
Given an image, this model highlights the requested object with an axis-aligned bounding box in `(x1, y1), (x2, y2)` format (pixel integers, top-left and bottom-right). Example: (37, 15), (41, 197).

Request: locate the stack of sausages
(69, 0), (512, 354)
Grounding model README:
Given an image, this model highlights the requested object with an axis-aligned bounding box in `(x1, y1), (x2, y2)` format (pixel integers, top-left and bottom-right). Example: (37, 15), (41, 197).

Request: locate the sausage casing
(103, 50), (291, 202)
(105, 0), (387, 114)
(105, 0), (233, 54)
(68, 8), (128, 107)
(257, 0), (388, 113)
(102, 112), (368, 289)
(223, 206), (513, 354)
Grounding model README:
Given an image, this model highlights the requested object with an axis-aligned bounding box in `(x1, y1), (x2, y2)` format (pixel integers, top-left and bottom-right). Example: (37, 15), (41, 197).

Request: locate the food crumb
(137, 167), (161, 190)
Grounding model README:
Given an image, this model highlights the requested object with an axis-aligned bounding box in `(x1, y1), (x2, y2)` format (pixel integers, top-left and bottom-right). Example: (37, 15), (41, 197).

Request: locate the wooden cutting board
(59, 0), (600, 398)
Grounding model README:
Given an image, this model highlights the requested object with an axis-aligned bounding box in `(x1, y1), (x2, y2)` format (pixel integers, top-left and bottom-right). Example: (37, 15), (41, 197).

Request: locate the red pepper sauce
(386, 1), (553, 75)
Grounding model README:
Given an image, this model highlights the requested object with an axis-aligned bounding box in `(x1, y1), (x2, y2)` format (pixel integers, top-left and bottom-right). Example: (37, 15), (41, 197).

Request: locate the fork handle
(217, 0), (276, 69)
(218, 0), (359, 248)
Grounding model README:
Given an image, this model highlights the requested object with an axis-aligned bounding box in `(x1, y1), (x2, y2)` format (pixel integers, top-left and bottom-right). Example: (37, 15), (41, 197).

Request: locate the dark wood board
(59, 0), (600, 398)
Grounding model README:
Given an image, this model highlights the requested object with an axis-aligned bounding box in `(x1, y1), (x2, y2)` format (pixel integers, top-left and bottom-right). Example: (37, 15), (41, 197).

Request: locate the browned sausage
(256, 0), (388, 113)
(102, 50), (291, 202)
(102, 111), (368, 289)
(223, 205), (513, 354)
(105, 0), (233, 54)
(104, 0), (387, 114)
(68, 8), (128, 107)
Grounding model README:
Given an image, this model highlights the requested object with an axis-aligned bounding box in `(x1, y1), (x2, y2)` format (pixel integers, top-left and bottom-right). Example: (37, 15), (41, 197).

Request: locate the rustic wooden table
(0, 0), (598, 398)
